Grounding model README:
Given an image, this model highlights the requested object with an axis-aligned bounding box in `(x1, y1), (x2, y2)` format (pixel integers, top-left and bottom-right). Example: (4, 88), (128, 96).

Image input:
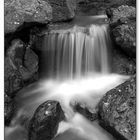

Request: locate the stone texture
(112, 21), (136, 58)
(108, 5), (136, 58)
(112, 48), (136, 75)
(77, 0), (136, 15)
(109, 5), (136, 24)
(4, 0), (52, 33)
(48, 0), (76, 22)
(28, 100), (65, 140)
(5, 39), (38, 97)
(98, 76), (136, 140)
(4, 0), (77, 33)
(4, 94), (16, 126)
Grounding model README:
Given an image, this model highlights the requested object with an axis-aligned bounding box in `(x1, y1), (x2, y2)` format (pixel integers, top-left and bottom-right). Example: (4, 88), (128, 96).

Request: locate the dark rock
(98, 76), (136, 140)
(28, 100), (65, 140)
(4, 94), (16, 126)
(5, 22), (47, 51)
(112, 22), (136, 58)
(110, 5), (136, 25)
(73, 103), (98, 121)
(4, 0), (52, 33)
(5, 57), (24, 97)
(5, 39), (38, 97)
(48, 0), (76, 22)
(77, 0), (136, 15)
(4, 0), (77, 33)
(108, 5), (136, 58)
(111, 48), (136, 75)
(106, 8), (113, 19)
(19, 47), (38, 81)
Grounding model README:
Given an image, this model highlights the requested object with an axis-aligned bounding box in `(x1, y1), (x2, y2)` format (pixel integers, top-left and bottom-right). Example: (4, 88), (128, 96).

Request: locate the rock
(110, 5), (136, 24)
(98, 76), (136, 140)
(4, 0), (52, 33)
(19, 47), (38, 81)
(4, 0), (77, 33)
(48, 0), (76, 22)
(4, 94), (16, 126)
(5, 57), (24, 97)
(73, 103), (98, 121)
(28, 100), (65, 140)
(111, 48), (136, 75)
(77, 0), (136, 15)
(112, 22), (136, 58)
(108, 5), (136, 58)
(5, 39), (38, 97)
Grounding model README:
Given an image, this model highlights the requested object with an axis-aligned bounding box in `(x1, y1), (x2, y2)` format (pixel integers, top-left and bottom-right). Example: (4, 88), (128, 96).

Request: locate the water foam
(5, 21), (129, 140)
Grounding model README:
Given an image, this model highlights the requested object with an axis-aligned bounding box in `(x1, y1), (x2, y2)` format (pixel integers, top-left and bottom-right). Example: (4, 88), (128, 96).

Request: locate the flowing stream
(5, 16), (129, 140)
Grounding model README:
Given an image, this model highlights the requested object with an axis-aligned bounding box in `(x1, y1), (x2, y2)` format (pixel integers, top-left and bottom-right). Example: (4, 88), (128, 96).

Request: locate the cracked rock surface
(98, 76), (136, 140)
(5, 39), (38, 97)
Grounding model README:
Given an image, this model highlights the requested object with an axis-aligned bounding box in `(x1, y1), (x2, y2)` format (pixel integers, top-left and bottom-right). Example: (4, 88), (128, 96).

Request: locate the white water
(42, 24), (110, 79)
(5, 17), (129, 140)
(5, 74), (128, 140)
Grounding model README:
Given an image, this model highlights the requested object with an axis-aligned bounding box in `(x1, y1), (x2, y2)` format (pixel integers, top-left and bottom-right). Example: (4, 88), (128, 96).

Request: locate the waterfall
(5, 17), (129, 140)
(42, 24), (111, 79)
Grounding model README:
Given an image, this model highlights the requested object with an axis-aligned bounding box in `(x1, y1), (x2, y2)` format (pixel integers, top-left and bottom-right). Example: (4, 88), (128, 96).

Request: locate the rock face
(112, 21), (136, 58)
(77, 0), (136, 15)
(98, 76), (136, 140)
(109, 5), (136, 58)
(5, 39), (38, 97)
(4, 94), (16, 126)
(4, 0), (76, 33)
(4, 0), (52, 33)
(48, 0), (76, 22)
(109, 5), (136, 23)
(112, 48), (136, 75)
(28, 100), (65, 140)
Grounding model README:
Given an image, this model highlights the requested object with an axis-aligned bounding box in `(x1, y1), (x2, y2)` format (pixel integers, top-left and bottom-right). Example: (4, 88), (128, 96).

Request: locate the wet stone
(28, 100), (65, 140)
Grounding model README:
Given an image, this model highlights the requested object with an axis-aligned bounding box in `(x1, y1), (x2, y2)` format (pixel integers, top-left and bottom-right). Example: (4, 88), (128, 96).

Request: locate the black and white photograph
(4, 0), (136, 140)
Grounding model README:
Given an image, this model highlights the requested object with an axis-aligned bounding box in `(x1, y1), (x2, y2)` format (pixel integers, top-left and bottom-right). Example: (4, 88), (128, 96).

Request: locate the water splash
(9, 74), (128, 140)
(56, 114), (115, 140)
(5, 19), (128, 140)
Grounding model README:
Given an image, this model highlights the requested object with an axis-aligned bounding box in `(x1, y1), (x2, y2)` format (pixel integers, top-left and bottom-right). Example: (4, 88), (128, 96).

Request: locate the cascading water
(5, 16), (129, 140)
(41, 24), (110, 79)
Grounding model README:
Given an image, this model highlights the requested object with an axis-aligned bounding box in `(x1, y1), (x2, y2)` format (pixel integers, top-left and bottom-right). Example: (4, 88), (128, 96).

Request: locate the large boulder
(111, 21), (136, 58)
(28, 100), (65, 140)
(109, 5), (136, 24)
(108, 5), (136, 58)
(98, 76), (136, 140)
(4, 0), (52, 33)
(5, 39), (38, 97)
(4, 0), (76, 33)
